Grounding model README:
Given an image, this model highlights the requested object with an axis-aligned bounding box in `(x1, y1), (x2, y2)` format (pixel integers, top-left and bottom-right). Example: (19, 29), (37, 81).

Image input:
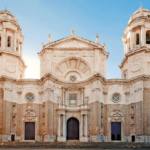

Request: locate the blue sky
(0, 0), (150, 78)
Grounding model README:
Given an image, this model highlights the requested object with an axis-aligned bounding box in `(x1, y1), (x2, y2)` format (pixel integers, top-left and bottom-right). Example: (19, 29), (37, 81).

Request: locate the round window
(112, 93), (121, 103)
(25, 92), (34, 101)
(70, 75), (77, 82)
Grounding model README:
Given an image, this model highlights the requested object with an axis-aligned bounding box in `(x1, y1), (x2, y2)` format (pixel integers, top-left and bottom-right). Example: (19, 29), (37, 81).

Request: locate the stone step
(0, 142), (150, 149)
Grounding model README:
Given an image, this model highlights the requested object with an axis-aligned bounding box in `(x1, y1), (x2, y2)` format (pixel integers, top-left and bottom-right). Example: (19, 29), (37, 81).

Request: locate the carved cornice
(1, 73), (150, 87)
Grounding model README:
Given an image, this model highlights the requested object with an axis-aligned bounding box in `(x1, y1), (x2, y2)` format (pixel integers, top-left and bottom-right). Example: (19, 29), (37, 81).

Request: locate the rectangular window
(0, 36), (1, 47)
(7, 36), (11, 47)
(69, 93), (77, 106)
(146, 31), (150, 44)
(123, 70), (127, 79)
(136, 33), (140, 45)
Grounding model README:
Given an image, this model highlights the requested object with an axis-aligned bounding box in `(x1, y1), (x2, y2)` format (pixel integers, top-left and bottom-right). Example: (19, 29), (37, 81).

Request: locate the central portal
(24, 122), (35, 140)
(67, 117), (79, 140)
(111, 122), (121, 141)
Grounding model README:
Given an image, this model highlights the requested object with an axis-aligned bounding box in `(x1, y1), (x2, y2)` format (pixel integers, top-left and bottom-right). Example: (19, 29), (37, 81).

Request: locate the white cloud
(23, 54), (40, 79)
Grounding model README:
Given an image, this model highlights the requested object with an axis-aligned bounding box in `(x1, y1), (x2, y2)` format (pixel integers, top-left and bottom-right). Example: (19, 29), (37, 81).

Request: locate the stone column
(84, 115), (88, 137)
(61, 87), (64, 106)
(14, 32), (16, 51)
(141, 25), (146, 46)
(2, 28), (6, 50)
(80, 115), (83, 138)
(80, 113), (88, 142)
(63, 114), (66, 138)
(57, 115), (61, 137)
(130, 31), (134, 50)
(81, 88), (84, 105)
(57, 113), (66, 142)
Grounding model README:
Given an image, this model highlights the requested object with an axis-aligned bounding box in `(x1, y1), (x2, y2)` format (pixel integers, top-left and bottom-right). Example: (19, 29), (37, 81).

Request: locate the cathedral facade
(0, 8), (150, 143)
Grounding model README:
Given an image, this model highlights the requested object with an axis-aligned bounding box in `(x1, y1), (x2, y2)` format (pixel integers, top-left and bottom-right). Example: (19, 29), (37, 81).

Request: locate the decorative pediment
(53, 38), (93, 49)
(43, 35), (103, 50)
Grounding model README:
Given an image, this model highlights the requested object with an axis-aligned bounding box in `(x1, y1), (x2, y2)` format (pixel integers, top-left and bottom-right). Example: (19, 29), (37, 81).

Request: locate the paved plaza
(0, 149), (145, 150)
(0, 147), (148, 150)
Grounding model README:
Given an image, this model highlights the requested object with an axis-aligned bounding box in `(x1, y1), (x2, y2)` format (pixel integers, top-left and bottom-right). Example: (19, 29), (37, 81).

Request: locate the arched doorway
(67, 117), (79, 140)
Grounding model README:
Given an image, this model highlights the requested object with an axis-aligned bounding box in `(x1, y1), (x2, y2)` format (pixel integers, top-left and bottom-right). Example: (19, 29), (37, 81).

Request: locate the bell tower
(0, 10), (25, 79)
(120, 7), (150, 79)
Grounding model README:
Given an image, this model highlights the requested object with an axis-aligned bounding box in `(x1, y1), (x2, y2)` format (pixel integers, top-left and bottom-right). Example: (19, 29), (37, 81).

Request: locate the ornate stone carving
(24, 106), (36, 121)
(110, 110), (123, 122)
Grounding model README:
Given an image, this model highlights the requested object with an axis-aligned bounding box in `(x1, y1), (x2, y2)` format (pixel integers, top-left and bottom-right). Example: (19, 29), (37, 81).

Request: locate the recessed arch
(55, 57), (91, 81)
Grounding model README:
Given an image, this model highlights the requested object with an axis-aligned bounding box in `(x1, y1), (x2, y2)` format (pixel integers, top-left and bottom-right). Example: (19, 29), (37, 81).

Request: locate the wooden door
(111, 122), (121, 141)
(67, 118), (79, 140)
(25, 122), (35, 140)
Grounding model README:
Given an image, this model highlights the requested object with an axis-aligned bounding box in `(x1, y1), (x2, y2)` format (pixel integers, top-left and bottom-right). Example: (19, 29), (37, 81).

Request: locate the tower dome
(0, 10), (18, 24)
(122, 7), (150, 54)
(0, 10), (25, 79)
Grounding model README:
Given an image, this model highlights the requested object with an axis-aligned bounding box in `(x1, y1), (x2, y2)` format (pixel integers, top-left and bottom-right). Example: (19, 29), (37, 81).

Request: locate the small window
(136, 33), (140, 45)
(0, 36), (1, 47)
(146, 31), (150, 44)
(123, 70), (127, 79)
(7, 36), (11, 47)
(16, 40), (19, 51)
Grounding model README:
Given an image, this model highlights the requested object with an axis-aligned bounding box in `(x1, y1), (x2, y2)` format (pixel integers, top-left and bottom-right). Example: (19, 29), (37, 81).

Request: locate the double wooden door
(25, 122), (35, 140)
(111, 122), (121, 141)
(67, 118), (79, 140)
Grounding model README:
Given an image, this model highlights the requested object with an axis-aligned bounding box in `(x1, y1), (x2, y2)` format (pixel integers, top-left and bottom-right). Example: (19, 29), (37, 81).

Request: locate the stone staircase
(0, 142), (150, 149)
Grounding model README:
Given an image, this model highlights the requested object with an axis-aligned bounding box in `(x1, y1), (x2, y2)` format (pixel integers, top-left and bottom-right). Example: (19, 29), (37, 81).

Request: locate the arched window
(136, 33), (140, 45)
(146, 31), (150, 44)
(7, 36), (11, 47)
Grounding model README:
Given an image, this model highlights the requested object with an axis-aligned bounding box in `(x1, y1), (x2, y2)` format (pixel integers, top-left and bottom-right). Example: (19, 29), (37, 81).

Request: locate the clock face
(112, 93), (120, 103)
(25, 93), (34, 101)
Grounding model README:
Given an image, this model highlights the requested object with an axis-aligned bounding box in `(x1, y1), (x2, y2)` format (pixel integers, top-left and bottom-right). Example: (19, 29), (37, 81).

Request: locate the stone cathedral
(0, 7), (150, 143)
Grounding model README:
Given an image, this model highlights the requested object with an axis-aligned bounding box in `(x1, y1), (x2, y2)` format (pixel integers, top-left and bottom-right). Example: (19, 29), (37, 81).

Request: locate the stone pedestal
(57, 136), (66, 142)
(80, 136), (88, 142)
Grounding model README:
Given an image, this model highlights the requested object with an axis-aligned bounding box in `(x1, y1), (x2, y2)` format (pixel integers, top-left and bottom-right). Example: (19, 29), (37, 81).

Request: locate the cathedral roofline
(38, 34), (109, 57)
